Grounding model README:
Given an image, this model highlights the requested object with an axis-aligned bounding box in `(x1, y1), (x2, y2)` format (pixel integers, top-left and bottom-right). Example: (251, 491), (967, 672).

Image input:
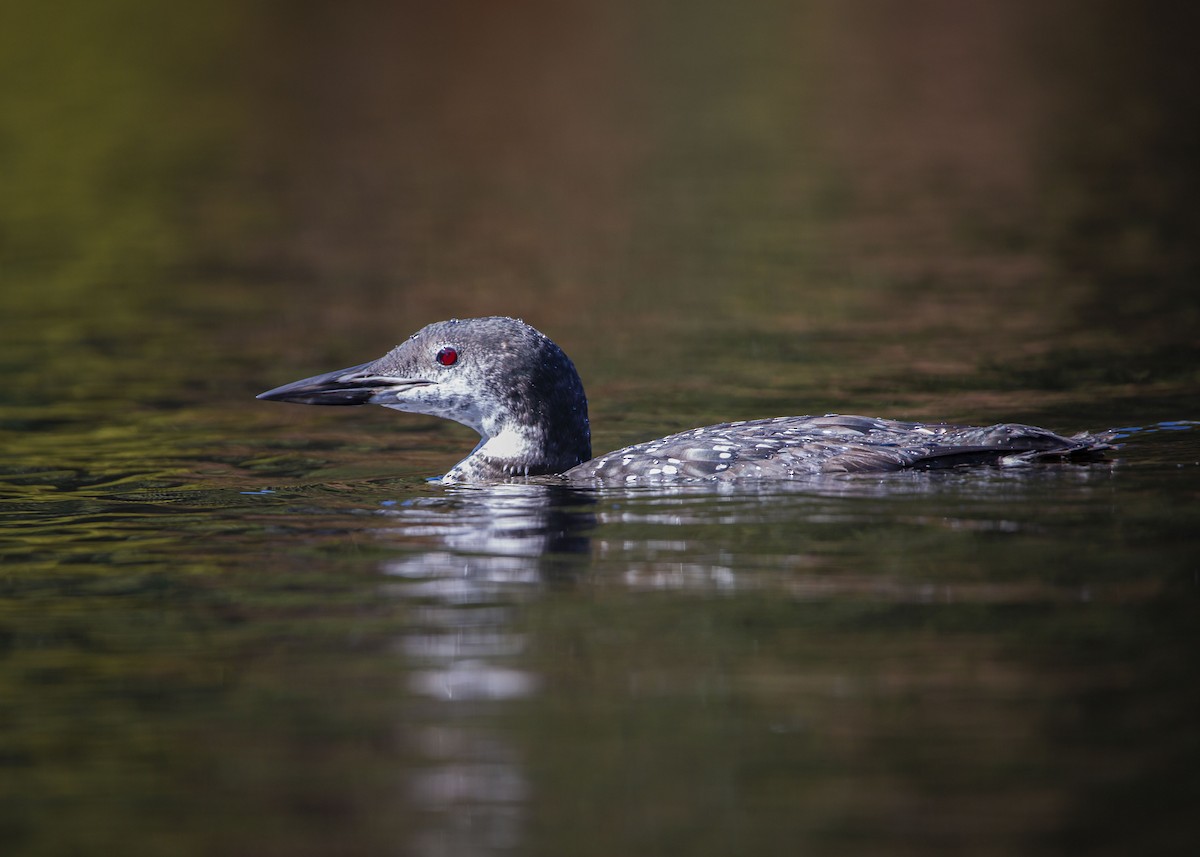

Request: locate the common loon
(258, 316), (1113, 484)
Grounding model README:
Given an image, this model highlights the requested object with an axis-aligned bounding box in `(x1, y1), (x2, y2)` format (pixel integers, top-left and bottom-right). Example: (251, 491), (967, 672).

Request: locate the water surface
(2, 2), (1198, 855)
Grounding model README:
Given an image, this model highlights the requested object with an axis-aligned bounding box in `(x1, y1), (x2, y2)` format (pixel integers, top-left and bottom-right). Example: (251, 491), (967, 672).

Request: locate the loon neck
(440, 373), (592, 483)
(441, 426), (561, 482)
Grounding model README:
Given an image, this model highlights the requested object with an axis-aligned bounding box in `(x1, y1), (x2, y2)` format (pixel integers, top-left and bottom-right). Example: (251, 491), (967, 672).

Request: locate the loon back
(258, 316), (1113, 484)
(565, 414), (1111, 483)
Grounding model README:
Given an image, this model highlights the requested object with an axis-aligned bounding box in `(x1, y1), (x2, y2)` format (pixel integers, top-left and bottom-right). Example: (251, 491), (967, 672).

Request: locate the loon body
(258, 316), (1112, 484)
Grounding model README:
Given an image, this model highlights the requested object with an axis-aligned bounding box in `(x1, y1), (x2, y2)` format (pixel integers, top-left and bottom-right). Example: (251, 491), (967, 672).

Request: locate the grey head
(258, 317), (592, 482)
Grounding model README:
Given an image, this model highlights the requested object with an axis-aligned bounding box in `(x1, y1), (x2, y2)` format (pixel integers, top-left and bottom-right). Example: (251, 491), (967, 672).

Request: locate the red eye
(436, 346), (458, 366)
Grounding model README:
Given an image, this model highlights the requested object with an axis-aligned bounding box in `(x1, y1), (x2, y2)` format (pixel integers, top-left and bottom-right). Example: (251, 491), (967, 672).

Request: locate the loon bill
(258, 316), (1114, 484)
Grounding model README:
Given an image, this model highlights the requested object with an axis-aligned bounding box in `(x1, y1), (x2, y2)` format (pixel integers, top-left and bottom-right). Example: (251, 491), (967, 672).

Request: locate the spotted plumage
(567, 414), (1109, 483)
(258, 316), (1113, 484)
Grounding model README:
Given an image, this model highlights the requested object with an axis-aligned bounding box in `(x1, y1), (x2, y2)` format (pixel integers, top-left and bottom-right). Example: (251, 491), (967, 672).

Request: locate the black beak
(257, 361), (433, 406)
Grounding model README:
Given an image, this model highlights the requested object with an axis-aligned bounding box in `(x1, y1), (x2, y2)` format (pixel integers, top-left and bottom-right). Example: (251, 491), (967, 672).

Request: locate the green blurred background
(2, 2), (1198, 856)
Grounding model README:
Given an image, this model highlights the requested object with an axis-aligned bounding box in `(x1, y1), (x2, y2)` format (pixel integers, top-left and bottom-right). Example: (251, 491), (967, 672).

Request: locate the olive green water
(2, 2), (1199, 855)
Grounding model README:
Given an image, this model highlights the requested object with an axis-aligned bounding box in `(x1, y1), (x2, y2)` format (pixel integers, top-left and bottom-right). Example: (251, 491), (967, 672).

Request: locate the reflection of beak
(257, 361), (434, 406)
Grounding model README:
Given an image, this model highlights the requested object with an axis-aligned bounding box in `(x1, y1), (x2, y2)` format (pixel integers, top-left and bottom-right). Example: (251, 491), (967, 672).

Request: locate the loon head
(258, 316), (592, 482)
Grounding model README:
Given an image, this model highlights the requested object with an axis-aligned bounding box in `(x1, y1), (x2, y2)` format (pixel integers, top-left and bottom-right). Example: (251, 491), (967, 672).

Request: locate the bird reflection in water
(372, 483), (594, 857)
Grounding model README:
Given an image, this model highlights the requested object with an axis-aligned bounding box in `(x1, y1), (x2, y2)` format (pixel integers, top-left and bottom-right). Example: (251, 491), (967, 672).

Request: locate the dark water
(2, 2), (1199, 855)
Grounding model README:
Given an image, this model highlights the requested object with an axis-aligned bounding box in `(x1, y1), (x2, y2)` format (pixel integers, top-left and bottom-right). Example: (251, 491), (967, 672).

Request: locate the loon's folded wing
(822, 422), (1115, 473)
